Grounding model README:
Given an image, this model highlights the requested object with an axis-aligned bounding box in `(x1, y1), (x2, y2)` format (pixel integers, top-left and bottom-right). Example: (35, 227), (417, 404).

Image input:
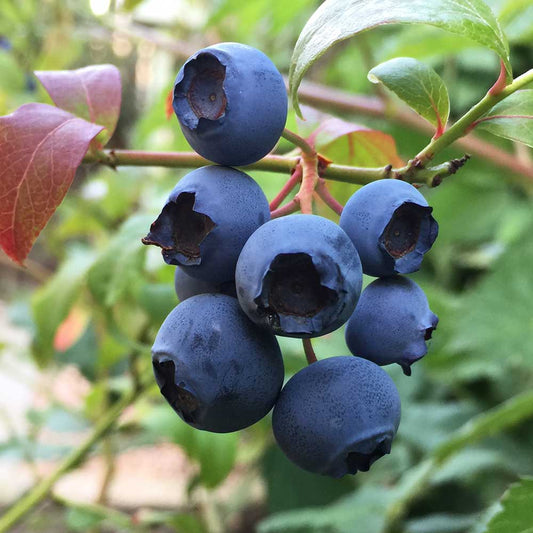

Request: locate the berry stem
(297, 151), (319, 214)
(270, 198), (300, 218)
(303, 338), (317, 364)
(269, 164), (302, 211)
(281, 128), (315, 155)
(315, 178), (343, 215)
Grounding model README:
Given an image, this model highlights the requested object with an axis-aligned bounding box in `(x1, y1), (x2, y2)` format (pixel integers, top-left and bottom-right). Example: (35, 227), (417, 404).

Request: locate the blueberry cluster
(143, 43), (439, 477)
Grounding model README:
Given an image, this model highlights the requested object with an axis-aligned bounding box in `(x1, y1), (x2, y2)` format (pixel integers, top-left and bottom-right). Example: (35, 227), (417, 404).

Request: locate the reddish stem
(488, 60), (508, 96)
(269, 164), (302, 211)
(297, 151), (319, 215)
(270, 198), (300, 219)
(303, 338), (317, 364)
(315, 178), (343, 216)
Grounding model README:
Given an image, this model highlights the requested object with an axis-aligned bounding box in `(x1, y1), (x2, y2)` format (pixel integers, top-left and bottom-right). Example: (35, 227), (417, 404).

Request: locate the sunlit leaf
(32, 248), (96, 366)
(0, 103), (103, 264)
(476, 90), (533, 147)
(35, 64), (121, 145)
(87, 214), (152, 307)
(290, 0), (511, 115)
(482, 477), (533, 533)
(303, 109), (404, 167)
(368, 57), (450, 132)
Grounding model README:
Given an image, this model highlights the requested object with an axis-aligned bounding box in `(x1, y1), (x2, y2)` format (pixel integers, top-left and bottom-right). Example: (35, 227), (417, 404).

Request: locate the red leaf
(0, 103), (103, 264)
(35, 64), (121, 145)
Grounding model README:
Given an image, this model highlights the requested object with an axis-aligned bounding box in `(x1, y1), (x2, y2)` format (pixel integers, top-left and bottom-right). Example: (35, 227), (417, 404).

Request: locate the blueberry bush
(0, 0), (532, 532)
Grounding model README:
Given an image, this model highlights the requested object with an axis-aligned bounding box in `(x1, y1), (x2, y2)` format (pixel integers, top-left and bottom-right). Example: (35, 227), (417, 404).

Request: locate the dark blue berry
(345, 276), (438, 375)
(174, 267), (236, 302)
(142, 165), (270, 285)
(272, 356), (401, 477)
(152, 294), (284, 433)
(339, 179), (438, 277)
(235, 214), (362, 338)
(173, 42), (288, 166)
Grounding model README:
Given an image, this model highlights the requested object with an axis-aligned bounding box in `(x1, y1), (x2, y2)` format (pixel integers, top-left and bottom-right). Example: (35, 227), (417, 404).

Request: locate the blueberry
(272, 356), (401, 477)
(174, 267), (236, 302)
(235, 214), (362, 338)
(339, 179), (438, 277)
(142, 165), (270, 285)
(345, 275), (438, 375)
(173, 42), (288, 166)
(152, 294), (284, 433)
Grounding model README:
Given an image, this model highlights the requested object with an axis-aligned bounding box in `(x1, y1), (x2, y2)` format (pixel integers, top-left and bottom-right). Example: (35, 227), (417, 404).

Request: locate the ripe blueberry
(173, 42), (288, 166)
(142, 165), (270, 285)
(339, 179), (438, 277)
(272, 356), (401, 477)
(235, 214), (362, 338)
(174, 267), (236, 302)
(345, 275), (438, 375)
(152, 294), (284, 433)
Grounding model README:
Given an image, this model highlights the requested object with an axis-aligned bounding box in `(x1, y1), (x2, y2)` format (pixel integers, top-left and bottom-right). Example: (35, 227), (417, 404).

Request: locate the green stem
(416, 68), (533, 165)
(383, 388), (533, 532)
(0, 376), (153, 533)
(83, 149), (299, 174)
(281, 128), (315, 155)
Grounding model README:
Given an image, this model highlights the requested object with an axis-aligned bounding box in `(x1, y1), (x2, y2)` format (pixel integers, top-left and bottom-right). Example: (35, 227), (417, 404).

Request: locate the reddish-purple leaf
(0, 103), (103, 264)
(302, 108), (404, 167)
(35, 64), (121, 145)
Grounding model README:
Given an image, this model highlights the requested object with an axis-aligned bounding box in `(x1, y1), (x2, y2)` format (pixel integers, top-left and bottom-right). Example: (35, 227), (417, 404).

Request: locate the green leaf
(259, 485), (394, 533)
(368, 57), (450, 131)
(482, 477), (533, 533)
(87, 214), (152, 307)
(476, 90), (533, 147)
(32, 248), (95, 365)
(262, 445), (353, 514)
(289, 0), (511, 115)
(140, 405), (238, 488)
(405, 512), (481, 533)
(66, 507), (103, 531)
(449, 224), (533, 369)
(434, 390), (533, 463)
(192, 430), (239, 488)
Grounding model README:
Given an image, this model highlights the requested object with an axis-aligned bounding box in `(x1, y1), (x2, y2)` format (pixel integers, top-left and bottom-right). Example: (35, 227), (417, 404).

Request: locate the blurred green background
(0, 0), (532, 532)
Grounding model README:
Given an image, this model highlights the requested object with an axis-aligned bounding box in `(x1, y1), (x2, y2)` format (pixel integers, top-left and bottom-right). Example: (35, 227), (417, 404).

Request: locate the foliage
(0, 0), (532, 532)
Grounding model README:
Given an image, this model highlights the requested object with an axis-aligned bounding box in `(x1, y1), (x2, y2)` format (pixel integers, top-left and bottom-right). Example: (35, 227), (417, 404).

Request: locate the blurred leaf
(192, 430), (239, 489)
(289, 0), (511, 114)
(399, 401), (477, 453)
(87, 214), (152, 307)
(66, 507), (103, 531)
(405, 512), (481, 533)
(368, 57), (450, 131)
(476, 90), (533, 147)
(0, 103), (103, 264)
(481, 477), (533, 533)
(35, 65), (122, 145)
(140, 405), (237, 488)
(433, 448), (515, 485)
(434, 390), (533, 463)
(137, 282), (177, 324)
(449, 225), (533, 368)
(259, 484), (394, 533)
(32, 248), (95, 365)
(262, 445), (354, 514)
